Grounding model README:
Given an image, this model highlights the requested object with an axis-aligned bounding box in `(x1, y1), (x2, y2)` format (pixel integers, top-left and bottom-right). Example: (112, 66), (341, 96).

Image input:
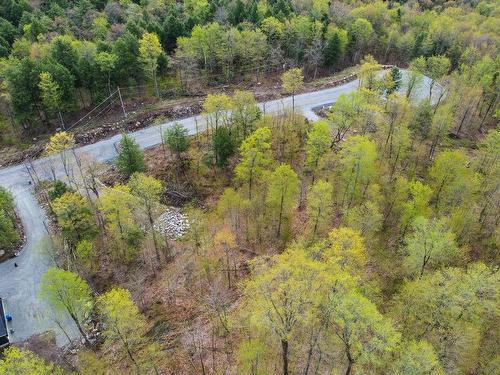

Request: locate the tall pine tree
(116, 134), (146, 178)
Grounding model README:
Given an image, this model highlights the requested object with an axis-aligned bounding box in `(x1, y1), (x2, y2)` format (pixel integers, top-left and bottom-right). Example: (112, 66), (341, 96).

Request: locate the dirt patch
(74, 100), (204, 146)
(0, 66), (378, 168)
(0, 212), (25, 263)
(15, 331), (72, 371)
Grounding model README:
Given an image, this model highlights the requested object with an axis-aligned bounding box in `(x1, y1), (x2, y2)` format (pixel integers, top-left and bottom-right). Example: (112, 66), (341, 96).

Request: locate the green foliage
(39, 267), (93, 342)
(95, 51), (117, 94)
(38, 71), (61, 114)
(404, 216), (459, 277)
(231, 90), (261, 139)
(324, 26), (348, 67)
(48, 180), (71, 201)
(139, 32), (163, 96)
(392, 263), (498, 374)
(45, 131), (75, 156)
(343, 200), (383, 239)
(409, 99), (433, 138)
(339, 135), (378, 207)
(282, 67), (304, 111)
(326, 289), (400, 373)
(0, 186), (15, 217)
(400, 181), (433, 229)
(348, 17), (374, 61)
(323, 227), (367, 276)
(2, 1), (500, 373)
(304, 120), (330, 176)
(0, 346), (63, 375)
(52, 192), (97, 247)
(97, 287), (148, 370)
(386, 66), (402, 95)
(358, 54), (382, 90)
(0, 186), (18, 250)
(282, 67), (304, 95)
(0, 209), (19, 250)
(266, 163), (300, 237)
(392, 340), (445, 375)
(128, 173), (164, 264)
(429, 150), (478, 213)
(235, 127), (273, 199)
(203, 93), (233, 131)
(164, 123), (189, 157)
(306, 180), (333, 238)
(213, 126), (235, 167)
(100, 185), (143, 260)
(116, 133), (146, 178)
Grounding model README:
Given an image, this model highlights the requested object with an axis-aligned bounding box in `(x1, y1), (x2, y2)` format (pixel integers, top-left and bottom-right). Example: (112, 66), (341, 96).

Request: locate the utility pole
(117, 86), (127, 118)
(58, 111), (65, 129)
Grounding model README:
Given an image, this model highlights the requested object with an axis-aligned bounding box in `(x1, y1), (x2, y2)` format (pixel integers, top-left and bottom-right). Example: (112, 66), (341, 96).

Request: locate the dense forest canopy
(0, 0), (499, 374)
(0, 0), (498, 133)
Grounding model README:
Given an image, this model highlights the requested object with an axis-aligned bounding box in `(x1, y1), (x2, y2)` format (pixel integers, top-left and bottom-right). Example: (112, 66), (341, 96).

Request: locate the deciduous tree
(235, 127), (273, 199)
(38, 71), (62, 117)
(404, 216), (458, 277)
(139, 32), (163, 97)
(203, 93), (233, 134)
(339, 136), (377, 208)
(306, 180), (333, 238)
(282, 67), (304, 113)
(100, 185), (143, 260)
(392, 263), (498, 374)
(429, 150), (478, 213)
(95, 51), (117, 95)
(231, 90), (260, 139)
(426, 55), (450, 100)
(266, 163), (299, 237)
(39, 267), (93, 345)
(324, 290), (400, 375)
(392, 340), (445, 375)
(97, 287), (148, 372)
(52, 192), (96, 248)
(45, 131), (75, 182)
(0, 347), (63, 375)
(128, 173), (164, 265)
(323, 227), (366, 276)
(304, 120), (330, 181)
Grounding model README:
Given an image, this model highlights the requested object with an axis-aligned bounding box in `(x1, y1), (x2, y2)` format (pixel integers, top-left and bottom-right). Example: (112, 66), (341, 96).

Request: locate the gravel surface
(0, 70), (439, 345)
(154, 207), (190, 239)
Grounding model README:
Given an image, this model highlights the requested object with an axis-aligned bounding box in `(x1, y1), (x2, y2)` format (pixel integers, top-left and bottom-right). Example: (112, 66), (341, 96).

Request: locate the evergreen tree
(115, 133), (146, 178)
(213, 126), (235, 167)
(324, 32), (341, 67)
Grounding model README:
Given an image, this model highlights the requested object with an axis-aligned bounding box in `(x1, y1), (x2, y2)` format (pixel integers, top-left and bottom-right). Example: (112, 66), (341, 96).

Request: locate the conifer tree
(115, 134), (146, 178)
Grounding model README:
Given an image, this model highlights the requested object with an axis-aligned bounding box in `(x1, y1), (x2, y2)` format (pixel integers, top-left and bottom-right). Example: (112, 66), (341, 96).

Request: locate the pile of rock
(154, 207), (190, 239)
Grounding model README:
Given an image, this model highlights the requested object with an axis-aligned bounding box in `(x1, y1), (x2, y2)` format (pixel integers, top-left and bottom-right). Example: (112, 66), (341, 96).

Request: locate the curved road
(0, 71), (437, 345)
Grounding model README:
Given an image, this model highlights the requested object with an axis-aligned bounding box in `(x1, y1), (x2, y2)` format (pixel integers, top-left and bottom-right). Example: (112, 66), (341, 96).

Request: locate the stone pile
(154, 207), (190, 239)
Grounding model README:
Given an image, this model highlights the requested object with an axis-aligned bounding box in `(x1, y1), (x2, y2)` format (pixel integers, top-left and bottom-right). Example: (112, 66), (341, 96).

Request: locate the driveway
(0, 71), (437, 345)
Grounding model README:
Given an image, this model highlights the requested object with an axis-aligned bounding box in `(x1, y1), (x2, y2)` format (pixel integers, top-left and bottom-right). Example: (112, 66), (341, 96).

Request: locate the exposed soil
(14, 331), (73, 371)
(0, 66), (368, 168)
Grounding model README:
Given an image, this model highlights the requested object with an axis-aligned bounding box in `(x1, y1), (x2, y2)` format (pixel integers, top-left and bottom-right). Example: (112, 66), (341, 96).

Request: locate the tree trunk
(69, 311), (90, 346)
(277, 193), (285, 236)
(107, 72), (112, 96)
(148, 209), (161, 266)
(281, 339), (289, 375)
(344, 359), (353, 375)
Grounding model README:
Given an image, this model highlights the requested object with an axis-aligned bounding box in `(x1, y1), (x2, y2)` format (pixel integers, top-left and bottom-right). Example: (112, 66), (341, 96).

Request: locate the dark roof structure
(0, 298), (9, 347)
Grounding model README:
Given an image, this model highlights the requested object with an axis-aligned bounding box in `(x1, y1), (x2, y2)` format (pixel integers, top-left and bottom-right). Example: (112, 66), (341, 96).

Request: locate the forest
(0, 0), (499, 375)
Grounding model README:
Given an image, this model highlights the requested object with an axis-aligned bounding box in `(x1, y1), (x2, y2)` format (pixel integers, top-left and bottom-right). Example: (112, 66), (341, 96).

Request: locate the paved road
(0, 71), (437, 345)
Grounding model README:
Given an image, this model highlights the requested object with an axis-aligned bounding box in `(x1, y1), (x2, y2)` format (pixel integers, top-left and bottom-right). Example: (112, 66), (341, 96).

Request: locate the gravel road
(0, 71), (437, 345)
